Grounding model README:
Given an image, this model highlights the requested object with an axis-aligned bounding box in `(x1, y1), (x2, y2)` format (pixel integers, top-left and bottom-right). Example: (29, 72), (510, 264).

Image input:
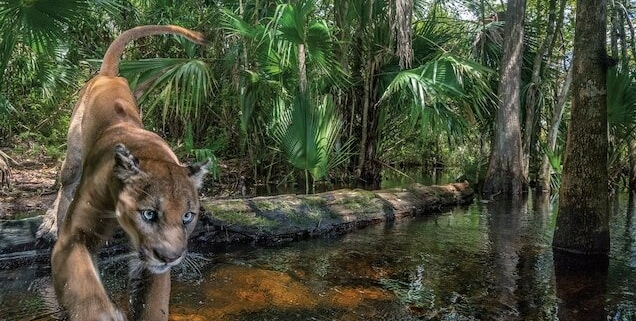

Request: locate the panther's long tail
(99, 25), (207, 77)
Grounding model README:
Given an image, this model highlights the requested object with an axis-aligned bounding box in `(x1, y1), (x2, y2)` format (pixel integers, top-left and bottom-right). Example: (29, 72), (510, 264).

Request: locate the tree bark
(394, 0), (413, 69)
(298, 43), (307, 94)
(552, 0), (609, 255)
(483, 0), (528, 197)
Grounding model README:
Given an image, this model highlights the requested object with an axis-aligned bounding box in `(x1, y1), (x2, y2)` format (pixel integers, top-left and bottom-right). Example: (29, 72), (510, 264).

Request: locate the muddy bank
(0, 182), (473, 268)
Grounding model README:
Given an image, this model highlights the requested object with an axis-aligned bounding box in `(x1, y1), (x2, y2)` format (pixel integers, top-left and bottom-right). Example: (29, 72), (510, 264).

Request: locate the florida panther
(38, 25), (208, 321)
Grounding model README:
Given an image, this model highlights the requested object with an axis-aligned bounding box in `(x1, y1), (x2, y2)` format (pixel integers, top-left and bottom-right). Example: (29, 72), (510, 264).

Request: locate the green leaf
(116, 57), (213, 125)
(607, 67), (636, 139)
(380, 53), (494, 140)
(0, 0), (90, 55)
(270, 91), (351, 182)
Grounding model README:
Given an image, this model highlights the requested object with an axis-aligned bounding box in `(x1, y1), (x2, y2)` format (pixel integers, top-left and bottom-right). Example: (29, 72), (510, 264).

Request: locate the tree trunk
(482, 0), (528, 197)
(356, 0), (412, 187)
(356, 3), (375, 185)
(356, 50), (381, 187)
(522, 0), (558, 181)
(394, 0), (413, 69)
(552, 0), (609, 255)
(357, 65), (382, 188)
(535, 0), (568, 193)
(298, 43), (307, 94)
(536, 66), (572, 193)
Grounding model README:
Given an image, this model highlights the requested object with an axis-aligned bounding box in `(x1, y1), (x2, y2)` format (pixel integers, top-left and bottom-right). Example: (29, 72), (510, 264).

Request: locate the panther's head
(112, 143), (207, 274)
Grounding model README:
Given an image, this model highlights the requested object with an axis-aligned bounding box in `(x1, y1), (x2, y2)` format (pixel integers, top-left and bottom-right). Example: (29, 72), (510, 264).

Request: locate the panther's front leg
(129, 264), (171, 321)
(52, 231), (126, 321)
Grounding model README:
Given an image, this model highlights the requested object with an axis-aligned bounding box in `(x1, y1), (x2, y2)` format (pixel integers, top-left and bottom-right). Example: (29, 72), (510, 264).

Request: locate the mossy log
(192, 182), (473, 248)
(0, 182), (473, 267)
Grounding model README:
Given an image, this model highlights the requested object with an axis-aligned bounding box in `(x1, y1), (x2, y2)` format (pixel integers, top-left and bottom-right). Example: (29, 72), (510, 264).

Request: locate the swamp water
(1, 192), (635, 321)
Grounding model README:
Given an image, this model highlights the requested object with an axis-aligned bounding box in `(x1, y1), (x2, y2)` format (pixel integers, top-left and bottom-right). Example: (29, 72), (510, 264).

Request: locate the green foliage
(0, 0), (605, 194)
(608, 67), (636, 140)
(183, 122), (220, 179)
(456, 155), (489, 186)
(540, 140), (563, 191)
(12, 131), (65, 159)
(267, 1), (348, 87)
(380, 54), (494, 140)
(120, 57), (212, 127)
(607, 67), (636, 188)
(271, 92), (352, 192)
(0, 0), (125, 147)
(0, 0), (89, 58)
(375, 6), (495, 178)
(221, 0), (353, 185)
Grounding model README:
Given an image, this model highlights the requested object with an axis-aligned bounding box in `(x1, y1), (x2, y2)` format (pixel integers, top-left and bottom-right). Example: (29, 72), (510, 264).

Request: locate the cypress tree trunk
(482, 0), (528, 197)
(552, 0), (609, 255)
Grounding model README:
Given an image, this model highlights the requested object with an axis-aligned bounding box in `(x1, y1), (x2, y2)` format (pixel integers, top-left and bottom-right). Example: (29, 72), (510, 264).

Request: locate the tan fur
(38, 25), (208, 321)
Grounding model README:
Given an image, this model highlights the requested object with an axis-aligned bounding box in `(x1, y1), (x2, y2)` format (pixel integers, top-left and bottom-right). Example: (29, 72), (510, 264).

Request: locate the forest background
(0, 0), (635, 197)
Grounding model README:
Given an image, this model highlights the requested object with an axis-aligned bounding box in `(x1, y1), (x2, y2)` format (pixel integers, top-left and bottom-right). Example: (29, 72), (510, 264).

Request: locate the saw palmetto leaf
(381, 54), (493, 138)
(271, 91), (351, 190)
(607, 67), (636, 139)
(117, 57), (212, 124)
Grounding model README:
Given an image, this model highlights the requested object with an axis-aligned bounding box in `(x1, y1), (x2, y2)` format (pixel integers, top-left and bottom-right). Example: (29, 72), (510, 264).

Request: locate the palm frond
(39, 53), (80, 100)
(471, 21), (505, 68)
(271, 3), (305, 44)
(264, 1), (348, 89)
(117, 57), (212, 124)
(380, 54), (494, 139)
(607, 67), (636, 139)
(0, 0), (90, 54)
(92, 0), (136, 21)
(310, 94), (354, 179)
(271, 93), (320, 172)
(0, 29), (17, 82)
(270, 92), (350, 183)
(221, 9), (265, 40)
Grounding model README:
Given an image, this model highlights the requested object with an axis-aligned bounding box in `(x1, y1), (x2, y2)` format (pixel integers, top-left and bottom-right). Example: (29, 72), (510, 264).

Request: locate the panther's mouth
(139, 248), (185, 274)
(146, 262), (173, 274)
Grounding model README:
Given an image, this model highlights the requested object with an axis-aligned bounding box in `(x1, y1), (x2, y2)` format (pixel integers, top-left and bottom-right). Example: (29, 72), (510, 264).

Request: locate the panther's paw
(95, 309), (127, 321)
(36, 206), (58, 243)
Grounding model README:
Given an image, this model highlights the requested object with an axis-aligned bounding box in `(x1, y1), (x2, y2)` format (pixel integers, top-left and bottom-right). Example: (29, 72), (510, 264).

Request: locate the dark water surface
(1, 192), (635, 320)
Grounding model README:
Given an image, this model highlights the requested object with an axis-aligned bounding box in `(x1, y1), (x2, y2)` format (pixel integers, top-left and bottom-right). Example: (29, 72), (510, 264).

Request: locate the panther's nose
(153, 249), (183, 264)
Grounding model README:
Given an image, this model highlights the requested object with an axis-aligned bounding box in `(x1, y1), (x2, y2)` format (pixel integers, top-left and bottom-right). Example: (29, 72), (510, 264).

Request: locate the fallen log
(0, 182), (473, 268)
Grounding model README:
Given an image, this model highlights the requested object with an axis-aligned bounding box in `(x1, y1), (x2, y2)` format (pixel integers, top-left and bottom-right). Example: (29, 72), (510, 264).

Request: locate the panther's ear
(187, 160), (209, 189)
(114, 143), (144, 183)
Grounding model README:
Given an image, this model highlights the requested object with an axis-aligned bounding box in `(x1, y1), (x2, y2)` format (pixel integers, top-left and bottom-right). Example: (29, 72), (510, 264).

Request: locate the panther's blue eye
(182, 212), (196, 225)
(140, 209), (158, 222)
